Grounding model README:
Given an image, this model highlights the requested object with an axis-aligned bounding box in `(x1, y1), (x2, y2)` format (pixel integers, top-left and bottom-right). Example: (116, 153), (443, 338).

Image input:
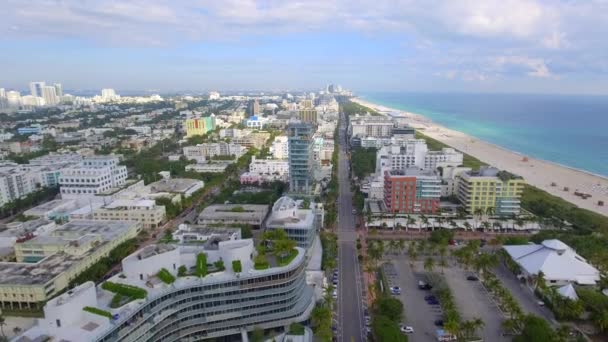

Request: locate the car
(418, 281), (433, 290)
(425, 295), (437, 301)
(466, 275), (479, 281)
(332, 290), (338, 298)
(428, 299), (439, 305)
(366, 326), (372, 334)
(434, 319), (444, 327)
(390, 286), (401, 293)
(400, 325), (414, 333)
(537, 300), (545, 306)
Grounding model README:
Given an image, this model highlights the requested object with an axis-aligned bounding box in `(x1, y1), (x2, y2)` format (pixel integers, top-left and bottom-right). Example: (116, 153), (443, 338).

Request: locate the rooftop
(148, 178), (203, 194)
(387, 168), (438, 177)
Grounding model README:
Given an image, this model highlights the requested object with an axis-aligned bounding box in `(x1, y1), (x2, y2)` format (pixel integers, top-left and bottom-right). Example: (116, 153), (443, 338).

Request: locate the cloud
(494, 56), (554, 78)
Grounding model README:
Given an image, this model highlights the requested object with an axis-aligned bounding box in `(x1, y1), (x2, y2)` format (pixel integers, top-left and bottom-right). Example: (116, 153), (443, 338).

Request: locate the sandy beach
(353, 98), (608, 218)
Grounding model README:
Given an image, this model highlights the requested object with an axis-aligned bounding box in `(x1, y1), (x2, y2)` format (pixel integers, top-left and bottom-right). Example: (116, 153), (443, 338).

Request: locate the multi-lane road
(337, 112), (366, 342)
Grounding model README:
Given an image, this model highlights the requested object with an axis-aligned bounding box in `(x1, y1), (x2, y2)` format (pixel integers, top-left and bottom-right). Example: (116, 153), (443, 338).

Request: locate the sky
(1, 0), (608, 94)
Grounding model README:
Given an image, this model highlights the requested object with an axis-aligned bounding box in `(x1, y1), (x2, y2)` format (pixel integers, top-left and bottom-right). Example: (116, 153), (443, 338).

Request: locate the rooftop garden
(255, 229), (298, 270)
(157, 268), (176, 284)
(102, 281), (148, 309)
(83, 306), (112, 320)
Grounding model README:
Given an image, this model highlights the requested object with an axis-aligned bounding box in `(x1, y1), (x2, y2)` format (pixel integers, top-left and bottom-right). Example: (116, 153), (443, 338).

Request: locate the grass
(83, 306), (112, 320)
(277, 249), (299, 267)
(157, 268), (176, 284)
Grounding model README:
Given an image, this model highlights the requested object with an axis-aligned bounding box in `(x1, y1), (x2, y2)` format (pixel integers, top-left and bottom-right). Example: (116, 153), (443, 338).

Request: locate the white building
(0, 167), (40, 206)
(101, 88), (119, 101)
(185, 162), (231, 173)
(59, 155), (128, 198)
(6, 91), (21, 108)
(265, 197), (322, 249)
(440, 166), (472, 197)
(249, 156), (289, 176)
(270, 135), (289, 159)
(208, 91), (220, 100)
(29, 81), (45, 97)
(183, 143), (247, 163)
(171, 224), (240, 243)
(219, 128), (246, 139)
(503, 239), (600, 286)
(349, 115), (394, 138)
(376, 140), (463, 173)
(41, 85), (59, 106)
(92, 199), (166, 229)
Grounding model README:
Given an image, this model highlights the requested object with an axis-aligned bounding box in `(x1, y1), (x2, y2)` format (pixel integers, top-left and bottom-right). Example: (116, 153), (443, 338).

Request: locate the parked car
(425, 295), (437, 301)
(400, 325), (414, 333)
(390, 286), (402, 295)
(466, 275), (479, 281)
(434, 319), (444, 327)
(537, 300), (545, 306)
(418, 281), (432, 290)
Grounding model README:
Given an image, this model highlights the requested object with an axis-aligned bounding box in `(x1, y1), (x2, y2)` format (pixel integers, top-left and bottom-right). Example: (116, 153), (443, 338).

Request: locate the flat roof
(199, 204), (269, 221)
(148, 178), (203, 193)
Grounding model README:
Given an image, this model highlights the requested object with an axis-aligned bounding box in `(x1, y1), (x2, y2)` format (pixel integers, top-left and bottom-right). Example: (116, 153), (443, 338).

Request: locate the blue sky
(1, 0), (608, 94)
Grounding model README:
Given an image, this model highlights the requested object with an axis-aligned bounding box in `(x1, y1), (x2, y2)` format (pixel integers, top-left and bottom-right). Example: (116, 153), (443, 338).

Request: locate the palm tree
(492, 221), (502, 232)
(436, 216), (444, 229)
(407, 215), (416, 232)
(397, 239), (406, 255)
(449, 219), (458, 230)
(481, 221), (491, 232)
(439, 257), (448, 274)
(485, 206), (495, 217)
(470, 317), (485, 337)
(12, 327), (21, 337)
(392, 213), (397, 231)
(463, 221), (472, 231)
(421, 215), (430, 231)
(534, 271), (548, 291)
(417, 240), (427, 256)
(0, 315), (6, 338)
(424, 257), (435, 273)
(389, 240), (400, 255)
(593, 311), (608, 332)
(444, 319), (460, 338)
(438, 244), (448, 260)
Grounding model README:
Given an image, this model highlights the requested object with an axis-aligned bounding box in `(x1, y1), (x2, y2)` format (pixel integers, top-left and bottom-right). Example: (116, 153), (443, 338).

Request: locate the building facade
(184, 117), (216, 138)
(92, 199), (166, 229)
(383, 169), (441, 214)
(59, 155), (128, 198)
(456, 167), (525, 216)
(288, 122), (315, 193)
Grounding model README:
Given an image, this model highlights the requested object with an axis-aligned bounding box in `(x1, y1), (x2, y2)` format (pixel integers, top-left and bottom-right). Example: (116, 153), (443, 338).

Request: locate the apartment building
(183, 143), (247, 163)
(383, 169), (441, 214)
(348, 115), (394, 138)
(265, 197), (320, 249)
(0, 220), (140, 310)
(376, 140), (464, 173)
(270, 135), (289, 159)
(92, 199), (166, 229)
(456, 167), (525, 217)
(249, 156), (289, 176)
(59, 155), (128, 198)
(184, 117), (216, 137)
(19, 239), (314, 342)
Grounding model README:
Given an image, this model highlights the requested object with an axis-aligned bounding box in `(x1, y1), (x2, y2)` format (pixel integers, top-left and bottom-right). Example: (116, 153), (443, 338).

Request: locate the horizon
(2, 1), (608, 95)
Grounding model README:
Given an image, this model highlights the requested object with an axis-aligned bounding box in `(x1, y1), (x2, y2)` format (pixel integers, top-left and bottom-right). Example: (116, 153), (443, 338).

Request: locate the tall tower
(29, 81), (46, 97)
(53, 83), (63, 97)
(41, 86), (59, 105)
(288, 121), (315, 194)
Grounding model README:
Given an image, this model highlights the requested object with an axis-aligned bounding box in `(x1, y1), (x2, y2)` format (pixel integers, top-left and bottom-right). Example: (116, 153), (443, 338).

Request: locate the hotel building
(456, 167), (525, 216)
(383, 169), (441, 214)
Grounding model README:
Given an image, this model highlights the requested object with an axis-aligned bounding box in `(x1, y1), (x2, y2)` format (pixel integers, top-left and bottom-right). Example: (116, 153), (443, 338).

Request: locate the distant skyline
(1, 0), (608, 94)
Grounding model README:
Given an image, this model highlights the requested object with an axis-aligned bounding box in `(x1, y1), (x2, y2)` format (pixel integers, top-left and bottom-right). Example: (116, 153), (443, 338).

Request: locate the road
(337, 112), (366, 342)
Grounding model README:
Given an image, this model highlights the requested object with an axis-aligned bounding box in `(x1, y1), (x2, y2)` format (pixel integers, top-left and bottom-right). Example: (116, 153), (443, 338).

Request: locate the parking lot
(385, 259), (442, 342)
(442, 266), (509, 341)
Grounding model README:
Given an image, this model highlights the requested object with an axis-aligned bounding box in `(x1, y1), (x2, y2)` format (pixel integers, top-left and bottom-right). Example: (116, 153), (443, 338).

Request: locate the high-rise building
(0, 88), (5, 98)
(53, 83), (63, 97)
(0, 88), (6, 109)
(456, 167), (525, 217)
(6, 91), (21, 108)
(29, 81), (46, 97)
(288, 121), (315, 193)
(383, 169), (441, 214)
(59, 155), (128, 198)
(101, 88), (118, 101)
(250, 99), (260, 116)
(41, 86), (59, 105)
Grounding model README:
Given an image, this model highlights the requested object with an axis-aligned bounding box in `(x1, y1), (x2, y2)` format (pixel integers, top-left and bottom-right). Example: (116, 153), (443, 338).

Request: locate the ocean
(359, 92), (608, 178)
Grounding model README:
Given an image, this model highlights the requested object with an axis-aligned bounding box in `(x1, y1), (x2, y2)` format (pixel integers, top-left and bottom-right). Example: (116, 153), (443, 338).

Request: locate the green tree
(513, 315), (557, 342)
(372, 315), (407, 342)
(424, 257), (435, 273)
(251, 327), (264, 342)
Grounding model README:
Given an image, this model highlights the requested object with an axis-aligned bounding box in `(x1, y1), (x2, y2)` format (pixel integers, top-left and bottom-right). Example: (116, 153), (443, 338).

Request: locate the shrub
(232, 260), (242, 273)
(101, 281), (147, 299)
(196, 253), (208, 277)
(254, 254), (269, 270)
(157, 268), (176, 284)
(289, 322), (305, 335)
(83, 306), (112, 320)
(177, 265), (187, 277)
(214, 260), (225, 271)
(110, 293), (124, 308)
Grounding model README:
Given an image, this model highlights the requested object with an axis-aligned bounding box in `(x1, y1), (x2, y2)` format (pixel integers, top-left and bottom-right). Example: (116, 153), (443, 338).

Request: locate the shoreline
(352, 97), (608, 218)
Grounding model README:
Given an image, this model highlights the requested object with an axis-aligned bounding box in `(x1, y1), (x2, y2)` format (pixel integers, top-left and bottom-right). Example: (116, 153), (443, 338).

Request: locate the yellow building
(456, 167), (525, 217)
(298, 109), (318, 123)
(0, 220), (140, 310)
(92, 199), (166, 229)
(184, 117), (216, 138)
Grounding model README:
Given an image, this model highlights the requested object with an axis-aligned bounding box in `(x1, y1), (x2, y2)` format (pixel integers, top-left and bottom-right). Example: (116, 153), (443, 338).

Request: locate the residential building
(219, 128), (246, 139)
(348, 115), (394, 138)
(266, 197), (320, 249)
(270, 135), (289, 159)
(100, 88), (118, 101)
(376, 140), (463, 173)
(29, 81), (45, 97)
(53, 83), (63, 97)
(198, 204), (269, 228)
(440, 166), (472, 197)
(249, 156), (289, 176)
(0, 167), (40, 206)
(19, 239), (314, 342)
(184, 117), (216, 137)
(383, 169), (441, 214)
(456, 167), (525, 216)
(288, 121), (315, 193)
(17, 125), (42, 135)
(232, 131), (271, 149)
(185, 162), (231, 173)
(59, 155), (128, 198)
(6, 91), (21, 108)
(298, 108), (318, 123)
(41, 85), (59, 106)
(183, 142), (246, 163)
(0, 220), (140, 310)
(92, 199), (166, 229)
(244, 115), (268, 129)
(250, 98), (260, 115)
(503, 239), (600, 286)
(147, 178), (204, 198)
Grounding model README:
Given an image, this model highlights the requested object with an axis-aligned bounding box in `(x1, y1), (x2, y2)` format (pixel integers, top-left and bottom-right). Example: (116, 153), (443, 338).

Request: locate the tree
(371, 315), (407, 342)
(251, 327), (265, 342)
(375, 297), (404, 322)
(513, 315), (557, 342)
(473, 252), (499, 279)
(407, 215), (416, 232)
(444, 319), (460, 338)
(439, 257), (448, 274)
(424, 257), (435, 273)
(463, 221), (472, 231)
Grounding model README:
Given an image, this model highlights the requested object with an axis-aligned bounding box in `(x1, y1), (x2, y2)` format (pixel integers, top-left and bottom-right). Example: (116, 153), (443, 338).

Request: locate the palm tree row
(368, 213), (538, 232)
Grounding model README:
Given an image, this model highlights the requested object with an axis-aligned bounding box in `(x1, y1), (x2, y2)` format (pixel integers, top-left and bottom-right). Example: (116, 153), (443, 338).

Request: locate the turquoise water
(360, 92), (608, 177)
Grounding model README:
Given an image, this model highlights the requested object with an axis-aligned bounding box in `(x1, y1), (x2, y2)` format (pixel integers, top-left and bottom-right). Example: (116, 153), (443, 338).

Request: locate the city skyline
(1, 0), (608, 94)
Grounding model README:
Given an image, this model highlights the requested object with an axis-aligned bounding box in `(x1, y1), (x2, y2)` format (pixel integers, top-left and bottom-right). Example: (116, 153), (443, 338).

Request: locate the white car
(400, 325), (414, 334)
(332, 290), (338, 298)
